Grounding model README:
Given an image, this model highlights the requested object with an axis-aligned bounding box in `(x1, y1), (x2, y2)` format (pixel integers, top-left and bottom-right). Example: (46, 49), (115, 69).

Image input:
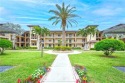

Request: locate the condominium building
(27, 25), (102, 49)
(1, 24), (124, 50)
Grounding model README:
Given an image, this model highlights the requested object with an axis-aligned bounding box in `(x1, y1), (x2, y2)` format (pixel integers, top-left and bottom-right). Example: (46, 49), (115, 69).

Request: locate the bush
(44, 47), (53, 49)
(95, 39), (125, 56)
(54, 46), (72, 51)
(28, 47), (37, 49)
(0, 38), (12, 54)
(72, 47), (81, 49)
(90, 48), (95, 50)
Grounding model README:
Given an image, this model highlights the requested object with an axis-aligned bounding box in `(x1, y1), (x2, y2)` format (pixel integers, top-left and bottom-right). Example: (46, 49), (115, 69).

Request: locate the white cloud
(12, 0), (37, 3)
(0, 7), (7, 15)
(12, 0), (57, 6)
(15, 16), (43, 20)
(92, 7), (123, 16)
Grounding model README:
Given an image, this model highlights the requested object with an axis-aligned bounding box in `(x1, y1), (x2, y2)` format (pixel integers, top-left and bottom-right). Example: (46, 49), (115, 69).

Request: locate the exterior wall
(27, 27), (88, 48)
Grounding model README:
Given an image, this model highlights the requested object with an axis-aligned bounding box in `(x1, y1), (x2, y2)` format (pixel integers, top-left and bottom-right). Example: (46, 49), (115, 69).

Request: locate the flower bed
(75, 65), (88, 83)
(17, 66), (50, 83)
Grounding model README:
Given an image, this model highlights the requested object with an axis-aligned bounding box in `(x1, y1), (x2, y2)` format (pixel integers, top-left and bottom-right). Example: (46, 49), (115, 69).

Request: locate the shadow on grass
(98, 54), (120, 58)
(0, 53), (9, 56)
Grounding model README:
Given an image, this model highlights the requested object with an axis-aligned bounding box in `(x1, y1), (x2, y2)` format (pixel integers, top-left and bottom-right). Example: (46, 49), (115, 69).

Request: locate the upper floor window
(58, 34), (61, 37)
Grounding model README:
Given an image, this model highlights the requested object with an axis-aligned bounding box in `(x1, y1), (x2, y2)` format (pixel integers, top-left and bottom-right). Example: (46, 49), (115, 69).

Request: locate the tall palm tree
(77, 28), (88, 50)
(33, 26), (50, 50)
(49, 2), (78, 46)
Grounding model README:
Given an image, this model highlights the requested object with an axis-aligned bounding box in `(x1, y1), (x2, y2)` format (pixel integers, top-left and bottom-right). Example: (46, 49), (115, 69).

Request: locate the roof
(103, 24), (125, 34)
(0, 25), (17, 33)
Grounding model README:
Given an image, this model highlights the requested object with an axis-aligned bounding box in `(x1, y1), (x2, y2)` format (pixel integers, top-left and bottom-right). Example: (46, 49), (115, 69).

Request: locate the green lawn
(69, 51), (125, 83)
(0, 51), (56, 83)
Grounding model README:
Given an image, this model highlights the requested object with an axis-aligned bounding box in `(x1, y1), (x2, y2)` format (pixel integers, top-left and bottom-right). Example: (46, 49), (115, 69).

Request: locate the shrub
(54, 46), (71, 51)
(72, 47), (81, 49)
(44, 47), (53, 49)
(90, 48), (95, 50)
(0, 38), (12, 54)
(54, 46), (60, 51)
(95, 39), (125, 56)
(28, 47), (37, 49)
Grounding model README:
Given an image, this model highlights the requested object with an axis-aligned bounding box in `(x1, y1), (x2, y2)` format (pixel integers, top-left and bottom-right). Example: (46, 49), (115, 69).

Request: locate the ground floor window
(49, 44), (51, 47)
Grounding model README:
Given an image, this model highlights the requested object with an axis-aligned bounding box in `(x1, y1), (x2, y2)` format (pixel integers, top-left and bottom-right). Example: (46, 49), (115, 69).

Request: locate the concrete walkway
(42, 54), (76, 83)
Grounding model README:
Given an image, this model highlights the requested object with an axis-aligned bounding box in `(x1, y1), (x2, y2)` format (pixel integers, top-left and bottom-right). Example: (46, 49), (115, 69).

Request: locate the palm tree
(49, 2), (78, 46)
(87, 26), (98, 49)
(33, 26), (50, 50)
(77, 28), (88, 50)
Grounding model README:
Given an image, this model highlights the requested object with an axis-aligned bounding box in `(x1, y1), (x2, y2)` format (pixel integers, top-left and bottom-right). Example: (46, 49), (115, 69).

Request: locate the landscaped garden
(0, 51), (56, 83)
(69, 51), (125, 83)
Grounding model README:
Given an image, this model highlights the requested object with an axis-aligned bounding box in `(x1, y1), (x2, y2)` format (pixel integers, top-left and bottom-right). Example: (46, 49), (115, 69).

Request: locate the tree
(87, 26), (98, 49)
(77, 28), (88, 50)
(95, 39), (125, 56)
(32, 26), (50, 50)
(0, 38), (12, 54)
(58, 39), (62, 46)
(49, 2), (78, 46)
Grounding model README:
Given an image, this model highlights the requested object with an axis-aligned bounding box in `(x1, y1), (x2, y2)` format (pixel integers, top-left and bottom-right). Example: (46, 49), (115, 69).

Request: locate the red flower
(17, 78), (21, 83)
(39, 75), (43, 78)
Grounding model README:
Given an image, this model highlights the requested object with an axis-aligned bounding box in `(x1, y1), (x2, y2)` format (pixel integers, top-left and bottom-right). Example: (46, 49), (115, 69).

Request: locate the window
(49, 44), (51, 47)
(58, 34), (61, 37)
(82, 39), (84, 42)
(49, 34), (51, 36)
(69, 34), (72, 37)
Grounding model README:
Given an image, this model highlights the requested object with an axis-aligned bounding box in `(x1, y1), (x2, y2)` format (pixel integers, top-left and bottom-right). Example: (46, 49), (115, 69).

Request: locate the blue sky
(0, 0), (125, 31)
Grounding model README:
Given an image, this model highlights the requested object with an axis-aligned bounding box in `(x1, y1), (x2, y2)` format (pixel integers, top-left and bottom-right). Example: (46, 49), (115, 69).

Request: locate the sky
(0, 0), (125, 31)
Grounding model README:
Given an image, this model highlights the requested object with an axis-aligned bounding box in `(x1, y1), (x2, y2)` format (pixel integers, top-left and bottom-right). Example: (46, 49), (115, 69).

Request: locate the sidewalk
(42, 54), (76, 83)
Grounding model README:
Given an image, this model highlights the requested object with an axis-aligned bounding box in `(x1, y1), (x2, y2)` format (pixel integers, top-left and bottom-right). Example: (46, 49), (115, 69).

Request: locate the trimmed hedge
(54, 46), (72, 51)
(44, 47), (53, 49)
(72, 47), (81, 49)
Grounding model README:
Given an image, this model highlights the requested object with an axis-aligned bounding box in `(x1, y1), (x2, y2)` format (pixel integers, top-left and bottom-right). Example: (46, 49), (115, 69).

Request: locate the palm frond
(48, 16), (59, 21)
(52, 20), (61, 25)
(49, 10), (61, 16)
(68, 14), (79, 18)
(56, 4), (62, 13)
(67, 20), (72, 27)
(67, 7), (76, 13)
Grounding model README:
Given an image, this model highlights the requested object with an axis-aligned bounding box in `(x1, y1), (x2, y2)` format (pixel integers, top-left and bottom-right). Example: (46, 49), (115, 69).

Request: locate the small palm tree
(33, 26), (50, 50)
(87, 26), (98, 49)
(77, 28), (88, 50)
(49, 2), (78, 46)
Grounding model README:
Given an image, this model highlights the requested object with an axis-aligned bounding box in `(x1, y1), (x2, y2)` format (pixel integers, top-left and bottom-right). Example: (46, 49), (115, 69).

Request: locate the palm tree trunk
(84, 37), (87, 50)
(62, 27), (66, 46)
(37, 35), (40, 50)
(89, 34), (92, 49)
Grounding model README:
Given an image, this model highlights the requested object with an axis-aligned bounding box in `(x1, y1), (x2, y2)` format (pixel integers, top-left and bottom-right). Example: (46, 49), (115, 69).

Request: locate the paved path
(42, 54), (76, 83)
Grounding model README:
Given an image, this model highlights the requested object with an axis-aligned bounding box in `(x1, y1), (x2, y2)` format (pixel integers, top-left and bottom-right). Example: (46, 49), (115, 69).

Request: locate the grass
(69, 51), (125, 83)
(0, 51), (56, 83)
